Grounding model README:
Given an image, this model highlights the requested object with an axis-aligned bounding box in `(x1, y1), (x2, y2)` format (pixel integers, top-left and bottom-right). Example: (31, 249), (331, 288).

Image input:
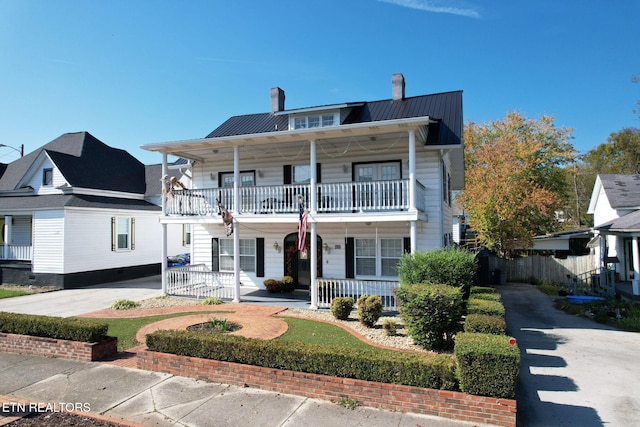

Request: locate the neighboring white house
(0, 132), (181, 288)
(588, 174), (640, 296)
(142, 74), (464, 309)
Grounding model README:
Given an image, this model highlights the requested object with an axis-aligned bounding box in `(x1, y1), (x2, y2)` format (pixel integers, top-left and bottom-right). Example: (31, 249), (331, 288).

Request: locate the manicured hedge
(0, 312), (109, 343)
(454, 332), (520, 399)
(467, 298), (505, 317)
(146, 330), (458, 390)
(463, 314), (507, 335)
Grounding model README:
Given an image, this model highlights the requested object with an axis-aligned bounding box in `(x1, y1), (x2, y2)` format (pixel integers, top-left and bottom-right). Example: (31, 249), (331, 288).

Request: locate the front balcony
(166, 179), (426, 217)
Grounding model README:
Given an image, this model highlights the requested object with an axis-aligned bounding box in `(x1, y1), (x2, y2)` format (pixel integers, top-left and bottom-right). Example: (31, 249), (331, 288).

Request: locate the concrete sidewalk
(0, 353), (481, 427)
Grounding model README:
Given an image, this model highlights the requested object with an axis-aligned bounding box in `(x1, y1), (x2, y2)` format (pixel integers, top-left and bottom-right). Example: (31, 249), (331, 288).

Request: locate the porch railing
(166, 264), (235, 299)
(0, 245), (32, 261)
(166, 179), (424, 216)
(566, 268), (616, 298)
(316, 278), (399, 311)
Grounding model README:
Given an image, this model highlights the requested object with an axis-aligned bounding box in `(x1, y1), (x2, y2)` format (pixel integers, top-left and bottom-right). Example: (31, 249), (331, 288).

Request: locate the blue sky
(1, 0), (638, 165)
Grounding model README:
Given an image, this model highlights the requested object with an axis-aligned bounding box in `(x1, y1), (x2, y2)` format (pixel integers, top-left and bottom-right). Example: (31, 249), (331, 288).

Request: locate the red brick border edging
(0, 333), (117, 361)
(138, 350), (516, 427)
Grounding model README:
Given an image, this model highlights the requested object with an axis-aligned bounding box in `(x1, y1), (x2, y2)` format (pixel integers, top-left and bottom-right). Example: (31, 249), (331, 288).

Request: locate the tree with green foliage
(459, 112), (575, 257)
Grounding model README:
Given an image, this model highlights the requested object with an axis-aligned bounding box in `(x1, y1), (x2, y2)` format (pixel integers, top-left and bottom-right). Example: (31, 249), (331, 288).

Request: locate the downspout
(633, 235), (639, 295)
(4, 215), (11, 260)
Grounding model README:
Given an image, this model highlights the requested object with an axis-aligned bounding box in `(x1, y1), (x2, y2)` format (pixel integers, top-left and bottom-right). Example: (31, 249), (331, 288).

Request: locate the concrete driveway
(499, 283), (640, 426)
(0, 276), (163, 317)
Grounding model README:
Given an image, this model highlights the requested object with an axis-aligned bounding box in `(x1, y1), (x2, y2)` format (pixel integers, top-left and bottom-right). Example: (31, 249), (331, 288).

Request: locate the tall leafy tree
(459, 112), (575, 257)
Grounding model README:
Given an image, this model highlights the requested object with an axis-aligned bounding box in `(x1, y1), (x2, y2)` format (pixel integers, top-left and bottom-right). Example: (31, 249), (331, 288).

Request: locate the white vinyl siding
(32, 210), (65, 274)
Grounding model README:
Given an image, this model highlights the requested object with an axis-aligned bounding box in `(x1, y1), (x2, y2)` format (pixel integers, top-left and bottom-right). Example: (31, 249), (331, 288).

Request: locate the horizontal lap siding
(32, 210), (65, 274)
(63, 209), (161, 274)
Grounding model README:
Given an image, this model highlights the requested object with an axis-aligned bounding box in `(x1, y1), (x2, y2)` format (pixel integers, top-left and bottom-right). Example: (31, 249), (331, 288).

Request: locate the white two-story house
(143, 74), (464, 309)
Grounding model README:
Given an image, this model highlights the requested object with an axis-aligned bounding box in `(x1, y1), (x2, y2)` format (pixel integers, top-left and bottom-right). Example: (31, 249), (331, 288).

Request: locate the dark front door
(284, 232), (323, 290)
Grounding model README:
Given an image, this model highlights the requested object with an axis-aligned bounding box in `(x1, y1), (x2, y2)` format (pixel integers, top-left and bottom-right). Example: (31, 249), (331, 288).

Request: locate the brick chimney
(271, 87), (285, 113)
(392, 73), (405, 100)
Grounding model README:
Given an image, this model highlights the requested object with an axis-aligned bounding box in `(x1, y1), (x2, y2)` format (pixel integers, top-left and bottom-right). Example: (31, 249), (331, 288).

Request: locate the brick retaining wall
(138, 350), (516, 427)
(0, 333), (117, 361)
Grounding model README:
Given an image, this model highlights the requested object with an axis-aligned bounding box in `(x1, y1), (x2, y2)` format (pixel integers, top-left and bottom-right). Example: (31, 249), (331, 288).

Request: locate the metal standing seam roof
(206, 91), (463, 147)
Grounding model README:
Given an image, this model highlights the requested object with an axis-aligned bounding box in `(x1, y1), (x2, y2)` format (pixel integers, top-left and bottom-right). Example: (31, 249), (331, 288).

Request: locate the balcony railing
(0, 245), (32, 261)
(166, 179), (425, 216)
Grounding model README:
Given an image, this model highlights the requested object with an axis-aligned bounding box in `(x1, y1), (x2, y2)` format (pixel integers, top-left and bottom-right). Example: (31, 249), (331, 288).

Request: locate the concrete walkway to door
(499, 283), (640, 426)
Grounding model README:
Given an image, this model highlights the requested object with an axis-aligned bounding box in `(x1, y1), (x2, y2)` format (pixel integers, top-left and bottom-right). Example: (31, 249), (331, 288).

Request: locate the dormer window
(291, 113), (337, 130)
(42, 168), (53, 186)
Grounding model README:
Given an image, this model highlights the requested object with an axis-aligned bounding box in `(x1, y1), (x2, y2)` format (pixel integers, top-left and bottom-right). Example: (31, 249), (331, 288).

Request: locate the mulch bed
(7, 412), (124, 426)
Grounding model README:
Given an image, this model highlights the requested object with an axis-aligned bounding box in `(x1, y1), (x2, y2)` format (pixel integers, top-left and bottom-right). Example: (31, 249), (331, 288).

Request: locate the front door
(284, 233), (323, 290)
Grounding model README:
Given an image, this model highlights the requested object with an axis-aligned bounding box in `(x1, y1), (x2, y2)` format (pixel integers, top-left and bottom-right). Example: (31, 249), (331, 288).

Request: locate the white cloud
(377, 0), (481, 19)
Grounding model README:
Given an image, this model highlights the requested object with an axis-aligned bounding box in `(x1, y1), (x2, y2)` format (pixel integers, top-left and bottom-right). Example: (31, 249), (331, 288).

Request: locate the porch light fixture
(273, 242), (281, 253)
(323, 243), (331, 253)
(342, 164), (348, 173)
(257, 170), (264, 178)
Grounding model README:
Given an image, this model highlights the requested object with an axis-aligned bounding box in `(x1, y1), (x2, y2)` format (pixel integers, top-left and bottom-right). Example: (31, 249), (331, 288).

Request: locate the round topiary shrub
(330, 297), (354, 320)
(357, 294), (383, 327)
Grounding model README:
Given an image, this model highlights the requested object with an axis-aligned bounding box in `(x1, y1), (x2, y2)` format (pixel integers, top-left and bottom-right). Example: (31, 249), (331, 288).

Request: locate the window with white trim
(183, 224), (191, 246)
(355, 238), (403, 277)
(43, 168), (53, 186)
(219, 238), (256, 272)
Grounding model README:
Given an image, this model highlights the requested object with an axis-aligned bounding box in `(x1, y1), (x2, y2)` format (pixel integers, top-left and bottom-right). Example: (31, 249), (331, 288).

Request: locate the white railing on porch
(166, 264), (235, 299)
(316, 278), (399, 311)
(0, 245), (32, 261)
(166, 179), (425, 216)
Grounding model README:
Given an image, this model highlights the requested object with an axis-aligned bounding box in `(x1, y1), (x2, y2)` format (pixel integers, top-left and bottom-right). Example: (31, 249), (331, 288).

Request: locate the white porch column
(633, 235), (640, 295)
(408, 130), (417, 253)
(4, 215), (12, 260)
(408, 130), (416, 212)
(310, 140), (317, 214)
(233, 146), (241, 302)
(310, 221), (318, 309)
(161, 154), (168, 294)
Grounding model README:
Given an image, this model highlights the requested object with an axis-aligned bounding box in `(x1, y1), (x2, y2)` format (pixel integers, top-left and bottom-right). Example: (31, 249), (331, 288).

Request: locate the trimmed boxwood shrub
(0, 312), (109, 343)
(468, 292), (501, 302)
(467, 298), (505, 317)
(464, 314), (507, 335)
(396, 283), (464, 351)
(330, 297), (354, 320)
(146, 329), (458, 390)
(454, 332), (520, 399)
(470, 286), (497, 295)
(356, 295), (383, 327)
(397, 248), (476, 298)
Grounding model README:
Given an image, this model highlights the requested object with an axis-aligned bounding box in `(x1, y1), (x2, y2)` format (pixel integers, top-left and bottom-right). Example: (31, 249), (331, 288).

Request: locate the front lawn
(80, 311), (225, 351)
(0, 289), (30, 299)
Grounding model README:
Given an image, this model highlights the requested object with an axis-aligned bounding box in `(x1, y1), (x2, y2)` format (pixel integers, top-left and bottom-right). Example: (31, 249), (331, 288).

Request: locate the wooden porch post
(633, 235), (640, 295)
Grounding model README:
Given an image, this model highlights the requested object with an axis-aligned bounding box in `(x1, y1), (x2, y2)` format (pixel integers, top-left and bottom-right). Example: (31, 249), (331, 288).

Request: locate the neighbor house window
(43, 168), (53, 186)
(219, 238), (256, 272)
(111, 217), (135, 251)
(355, 237), (402, 277)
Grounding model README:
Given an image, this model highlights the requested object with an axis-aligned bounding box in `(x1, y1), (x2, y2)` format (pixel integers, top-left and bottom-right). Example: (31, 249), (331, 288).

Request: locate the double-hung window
(355, 238), (403, 277)
(111, 217), (135, 251)
(292, 113), (337, 130)
(218, 238), (256, 272)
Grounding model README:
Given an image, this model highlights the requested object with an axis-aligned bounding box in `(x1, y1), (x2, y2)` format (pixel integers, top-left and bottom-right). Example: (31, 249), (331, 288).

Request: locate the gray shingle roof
(0, 132), (146, 194)
(0, 194), (160, 211)
(599, 174), (640, 209)
(597, 209), (640, 232)
(206, 91), (463, 146)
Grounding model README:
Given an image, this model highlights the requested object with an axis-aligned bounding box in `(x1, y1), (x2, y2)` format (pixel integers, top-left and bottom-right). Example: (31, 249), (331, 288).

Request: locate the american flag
(298, 201), (308, 253)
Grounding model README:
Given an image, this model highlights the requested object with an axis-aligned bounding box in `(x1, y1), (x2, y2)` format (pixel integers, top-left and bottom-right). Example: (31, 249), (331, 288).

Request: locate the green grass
(80, 311), (226, 351)
(0, 289), (30, 299)
(277, 317), (390, 353)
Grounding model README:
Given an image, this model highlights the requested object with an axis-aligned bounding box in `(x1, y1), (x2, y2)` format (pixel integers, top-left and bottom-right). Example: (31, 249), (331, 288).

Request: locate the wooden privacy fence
(488, 254), (598, 284)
